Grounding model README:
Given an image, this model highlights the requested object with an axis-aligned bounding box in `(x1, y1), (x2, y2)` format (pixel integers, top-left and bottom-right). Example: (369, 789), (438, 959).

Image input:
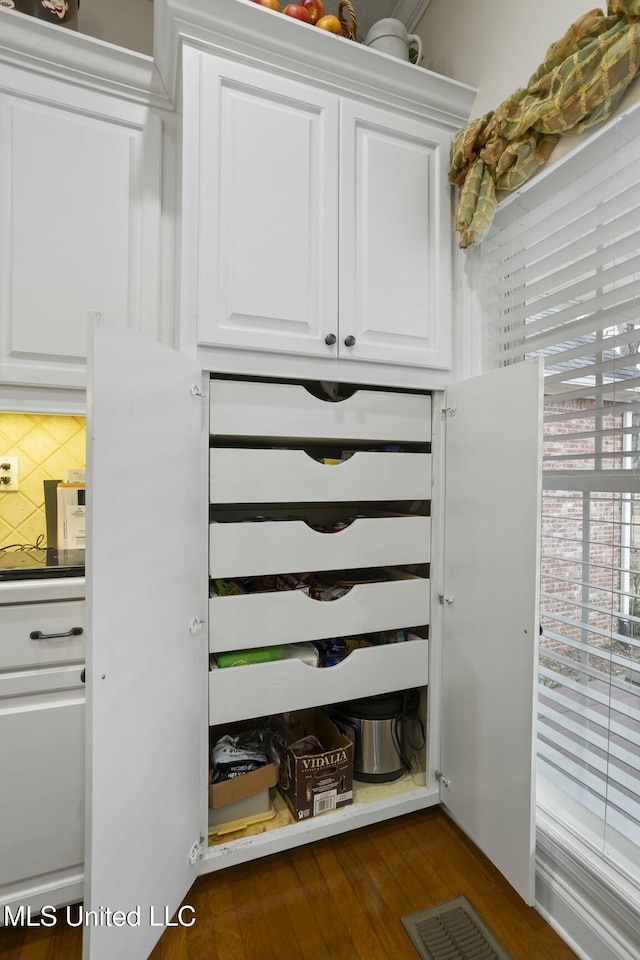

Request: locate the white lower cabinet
(0, 598), (85, 917)
(82, 320), (543, 960)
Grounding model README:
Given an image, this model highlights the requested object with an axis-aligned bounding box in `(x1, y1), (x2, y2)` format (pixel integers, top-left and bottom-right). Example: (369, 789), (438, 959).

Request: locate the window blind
(482, 105), (640, 864)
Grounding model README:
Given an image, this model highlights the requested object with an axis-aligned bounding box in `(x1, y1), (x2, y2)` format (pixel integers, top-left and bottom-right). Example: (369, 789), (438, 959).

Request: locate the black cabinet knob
(344, 335), (356, 347)
(324, 333), (337, 346)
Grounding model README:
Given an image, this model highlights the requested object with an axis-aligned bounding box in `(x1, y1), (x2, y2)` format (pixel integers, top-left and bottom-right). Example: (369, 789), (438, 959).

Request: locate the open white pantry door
(440, 358), (542, 904)
(84, 317), (206, 960)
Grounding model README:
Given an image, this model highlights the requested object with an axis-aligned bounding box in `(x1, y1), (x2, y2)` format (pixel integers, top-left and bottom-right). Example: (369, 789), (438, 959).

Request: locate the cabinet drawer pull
(324, 333), (337, 345)
(344, 335), (356, 347)
(30, 627), (84, 640)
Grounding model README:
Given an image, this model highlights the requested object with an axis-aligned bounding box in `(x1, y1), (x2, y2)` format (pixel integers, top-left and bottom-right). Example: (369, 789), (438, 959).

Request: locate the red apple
(315, 14), (343, 34)
(282, 4), (312, 22)
(253, 0), (281, 9)
(298, 0), (324, 24)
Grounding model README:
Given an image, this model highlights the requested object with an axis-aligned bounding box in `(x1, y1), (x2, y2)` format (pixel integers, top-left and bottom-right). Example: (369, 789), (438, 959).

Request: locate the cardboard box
(208, 763), (279, 832)
(208, 762), (279, 810)
(279, 710), (353, 821)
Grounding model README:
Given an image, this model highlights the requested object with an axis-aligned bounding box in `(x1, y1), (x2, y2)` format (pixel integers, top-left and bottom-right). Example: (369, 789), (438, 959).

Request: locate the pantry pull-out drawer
(209, 380), (431, 443)
(209, 572), (429, 651)
(210, 449), (431, 503)
(209, 515), (430, 579)
(0, 601), (85, 671)
(209, 636), (428, 724)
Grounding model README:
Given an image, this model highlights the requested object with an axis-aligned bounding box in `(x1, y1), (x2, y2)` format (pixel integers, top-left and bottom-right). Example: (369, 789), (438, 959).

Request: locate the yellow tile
(42, 448), (76, 480)
(19, 468), (50, 509)
(0, 493), (35, 529)
(64, 432), (87, 464)
(0, 516), (13, 546)
(43, 415), (82, 444)
(0, 414), (34, 443)
(14, 511), (47, 547)
(19, 431), (60, 465)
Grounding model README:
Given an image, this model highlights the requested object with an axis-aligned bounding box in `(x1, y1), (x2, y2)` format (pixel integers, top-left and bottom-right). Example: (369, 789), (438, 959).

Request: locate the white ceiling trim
(392, 0), (433, 32)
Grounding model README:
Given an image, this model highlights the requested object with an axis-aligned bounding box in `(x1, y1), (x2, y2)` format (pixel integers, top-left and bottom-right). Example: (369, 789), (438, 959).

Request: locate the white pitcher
(364, 18), (422, 64)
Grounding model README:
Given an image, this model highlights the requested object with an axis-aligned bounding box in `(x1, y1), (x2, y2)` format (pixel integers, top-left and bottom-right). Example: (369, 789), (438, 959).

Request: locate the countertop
(0, 577), (86, 605)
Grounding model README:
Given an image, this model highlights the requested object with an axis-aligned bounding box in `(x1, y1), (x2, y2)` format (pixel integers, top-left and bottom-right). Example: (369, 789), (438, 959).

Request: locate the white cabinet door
(0, 91), (161, 390)
(441, 358), (543, 904)
(84, 317), (206, 960)
(340, 100), (452, 369)
(0, 667), (84, 887)
(193, 52), (339, 357)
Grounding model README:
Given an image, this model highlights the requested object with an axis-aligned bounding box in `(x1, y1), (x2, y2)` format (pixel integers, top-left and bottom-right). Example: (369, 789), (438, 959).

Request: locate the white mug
(364, 18), (422, 64)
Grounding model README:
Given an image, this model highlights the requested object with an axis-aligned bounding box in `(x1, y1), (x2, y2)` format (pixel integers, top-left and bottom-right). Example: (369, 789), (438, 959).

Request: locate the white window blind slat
(541, 619), (639, 664)
(484, 146), (640, 258)
(489, 241), (640, 308)
(538, 701), (640, 770)
(538, 683), (640, 748)
(489, 303), (640, 364)
(538, 722), (640, 795)
(488, 201), (640, 293)
(489, 278), (640, 348)
(494, 315), (640, 365)
(543, 402), (640, 425)
(540, 590), (640, 632)
(542, 472), (640, 493)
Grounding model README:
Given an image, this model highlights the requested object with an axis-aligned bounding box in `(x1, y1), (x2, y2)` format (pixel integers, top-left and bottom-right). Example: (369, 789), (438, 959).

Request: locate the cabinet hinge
(188, 838), (204, 864)
(435, 770), (451, 791)
(190, 384), (205, 398)
(440, 405), (457, 420)
(189, 618), (205, 634)
(438, 594), (455, 606)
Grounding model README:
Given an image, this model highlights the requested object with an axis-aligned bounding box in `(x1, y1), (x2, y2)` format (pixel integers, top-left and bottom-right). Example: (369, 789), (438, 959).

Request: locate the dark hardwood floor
(0, 807), (576, 960)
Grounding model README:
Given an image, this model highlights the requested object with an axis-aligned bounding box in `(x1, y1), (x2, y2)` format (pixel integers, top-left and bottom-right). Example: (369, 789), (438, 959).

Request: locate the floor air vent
(401, 895), (511, 960)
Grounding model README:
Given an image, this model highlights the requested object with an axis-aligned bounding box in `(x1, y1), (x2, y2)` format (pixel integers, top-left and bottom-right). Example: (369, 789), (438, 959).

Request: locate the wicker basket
(338, 0), (359, 42)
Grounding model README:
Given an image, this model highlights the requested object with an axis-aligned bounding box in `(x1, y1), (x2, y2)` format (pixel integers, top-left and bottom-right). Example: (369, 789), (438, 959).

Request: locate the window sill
(535, 785), (640, 960)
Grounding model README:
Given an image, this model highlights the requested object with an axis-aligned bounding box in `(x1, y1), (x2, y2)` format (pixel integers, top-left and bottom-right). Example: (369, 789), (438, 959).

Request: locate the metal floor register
(401, 895), (512, 960)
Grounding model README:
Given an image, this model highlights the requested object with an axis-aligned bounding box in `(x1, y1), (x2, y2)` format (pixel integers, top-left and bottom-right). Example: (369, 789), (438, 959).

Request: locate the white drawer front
(209, 574), (429, 651)
(209, 515), (430, 579)
(210, 449), (431, 504)
(209, 380), (431, 442)
(0, 601), (85, 671)
(209, 637), (428, 724)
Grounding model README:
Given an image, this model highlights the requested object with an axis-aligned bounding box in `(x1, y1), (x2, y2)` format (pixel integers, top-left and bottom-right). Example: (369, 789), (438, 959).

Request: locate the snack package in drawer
(213, 643), (319, 668)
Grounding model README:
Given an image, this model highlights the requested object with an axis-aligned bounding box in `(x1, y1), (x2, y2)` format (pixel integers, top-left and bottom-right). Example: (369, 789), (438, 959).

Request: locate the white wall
(416, 0), (592, 118)
(78, 0), (154, 56)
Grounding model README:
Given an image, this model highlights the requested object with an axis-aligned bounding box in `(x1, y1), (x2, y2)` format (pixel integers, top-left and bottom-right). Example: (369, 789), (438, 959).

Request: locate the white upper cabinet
(166, 0), (475, 386)
(194, 56), (339, 358)
(186, 48), (453, 372)
(340, 100), (452, 368)
(0, 14), (168, 393)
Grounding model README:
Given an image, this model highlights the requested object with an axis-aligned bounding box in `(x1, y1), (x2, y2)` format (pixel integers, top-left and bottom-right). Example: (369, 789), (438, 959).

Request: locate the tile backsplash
(0, 413), (86, 549)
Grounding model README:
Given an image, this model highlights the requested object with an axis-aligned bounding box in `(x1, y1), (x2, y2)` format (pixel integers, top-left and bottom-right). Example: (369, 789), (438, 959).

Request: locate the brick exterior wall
(541, 398), (625, 652)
